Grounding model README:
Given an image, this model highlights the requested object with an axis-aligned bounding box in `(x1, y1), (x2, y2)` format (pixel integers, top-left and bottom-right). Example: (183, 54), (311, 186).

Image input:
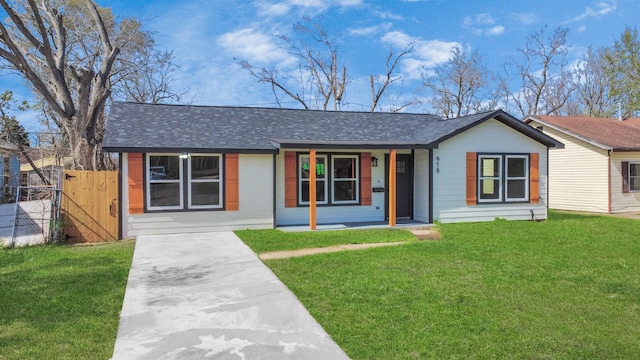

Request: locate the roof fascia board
(101, 147), (278, 154)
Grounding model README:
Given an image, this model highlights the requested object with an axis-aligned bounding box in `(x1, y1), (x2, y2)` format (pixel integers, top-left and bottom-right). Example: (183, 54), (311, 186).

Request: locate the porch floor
(277, 219), (432, 232)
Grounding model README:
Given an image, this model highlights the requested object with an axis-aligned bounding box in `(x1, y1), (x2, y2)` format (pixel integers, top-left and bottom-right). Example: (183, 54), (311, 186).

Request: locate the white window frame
(478, 155), (502, 203)
(331, 155), (359, 204)
(630, 162), (640, 192)
(188, 154), (223, 209)
(298, 154), (328, 205)
(146, 153), (183, 211)
(505, 155), (529, 202)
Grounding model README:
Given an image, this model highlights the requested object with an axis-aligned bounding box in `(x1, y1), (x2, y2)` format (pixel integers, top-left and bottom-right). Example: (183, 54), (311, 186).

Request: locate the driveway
(112, 231), (349, 359)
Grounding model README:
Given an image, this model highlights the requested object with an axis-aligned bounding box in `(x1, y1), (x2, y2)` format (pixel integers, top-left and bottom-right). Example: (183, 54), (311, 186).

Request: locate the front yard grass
(235, 227), (416, 253)
(0, 241), (135, 360)
(238, 211), (640, 359)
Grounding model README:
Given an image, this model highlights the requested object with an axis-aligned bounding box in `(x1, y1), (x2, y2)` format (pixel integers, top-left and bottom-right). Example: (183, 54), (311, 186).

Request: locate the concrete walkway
(112, 232), (349, 360)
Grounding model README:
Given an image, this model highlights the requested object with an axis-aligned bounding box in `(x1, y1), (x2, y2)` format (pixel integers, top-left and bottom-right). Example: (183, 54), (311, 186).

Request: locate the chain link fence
(0, 186), (62, 247)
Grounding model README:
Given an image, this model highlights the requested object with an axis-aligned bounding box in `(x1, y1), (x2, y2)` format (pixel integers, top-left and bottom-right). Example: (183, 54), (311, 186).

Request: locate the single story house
(525, 115), (640, 213)
(103, 102), (562, 238)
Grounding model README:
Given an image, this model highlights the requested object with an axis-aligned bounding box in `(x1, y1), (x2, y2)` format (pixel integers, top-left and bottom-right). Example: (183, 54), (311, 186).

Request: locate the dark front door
(385, 154), (413, 219)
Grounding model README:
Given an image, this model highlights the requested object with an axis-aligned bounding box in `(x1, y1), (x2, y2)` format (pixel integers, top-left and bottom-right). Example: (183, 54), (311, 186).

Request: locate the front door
(385, 154), (413, 219)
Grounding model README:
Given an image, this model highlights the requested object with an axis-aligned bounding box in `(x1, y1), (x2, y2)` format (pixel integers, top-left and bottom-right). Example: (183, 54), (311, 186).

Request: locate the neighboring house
(525, 115), (640, 213)
(19, 155), (71, 188)
(103, 102), (562, 238)
(0, 140), (21, 200)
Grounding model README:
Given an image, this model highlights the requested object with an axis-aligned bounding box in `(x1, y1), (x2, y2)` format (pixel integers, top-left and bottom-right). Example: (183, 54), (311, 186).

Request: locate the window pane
(631, 178), (640, 191)
(480, 179), (500, 199)
(507, 179), (526, 199)
(150, 183), (181, 207)
(481, 157), (500, 177)
(334, 180), (357, 201)
(191, 182), (220, 206)
(149, 155), (180, 180)
(300, 156), (325, 179)
(191, 156), (219, 179)
(631, 164), (640, 177)
(507, 157), (526, 177)
(301, 180), (325, 202)
(333, 158), (356, 178)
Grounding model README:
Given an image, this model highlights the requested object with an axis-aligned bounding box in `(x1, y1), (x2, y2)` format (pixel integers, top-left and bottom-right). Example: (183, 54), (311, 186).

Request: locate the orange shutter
(285, 152), (297, 208)
(360, 152), (372, 205)
(466, 152), (477, 205)
(128, 153), (144, 214)
(225, 154), (239, 211)
(622, 161), (629, 193)
(530, 153), (540, 204)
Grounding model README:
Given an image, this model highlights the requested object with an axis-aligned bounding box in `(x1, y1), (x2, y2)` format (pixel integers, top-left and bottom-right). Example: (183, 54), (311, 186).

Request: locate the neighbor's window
(146, 153), (223, 211)
(332, 155), (359, 204)
(630, 163), (640, 191)
(478, 154), (529, 203)
(299, 154), (328, 205)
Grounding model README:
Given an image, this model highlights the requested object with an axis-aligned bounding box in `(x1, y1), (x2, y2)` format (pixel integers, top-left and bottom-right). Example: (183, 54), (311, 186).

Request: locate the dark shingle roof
(103, 102), (561, 153)
(527, 115), (640, 151)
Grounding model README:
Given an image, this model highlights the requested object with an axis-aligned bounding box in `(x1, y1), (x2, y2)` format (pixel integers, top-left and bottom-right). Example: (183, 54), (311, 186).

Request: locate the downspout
(608, 150), (612, 214)
(272, 153), (277, 229)
(428, 149), (434, 224)
(118, 153), (123, 240)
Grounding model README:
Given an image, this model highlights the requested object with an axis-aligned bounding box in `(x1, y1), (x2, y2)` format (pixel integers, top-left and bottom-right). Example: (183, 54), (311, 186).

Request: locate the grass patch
(253, 211), (640, 359)
(235, 228), (416, 253)
(0, 241), (135, 360)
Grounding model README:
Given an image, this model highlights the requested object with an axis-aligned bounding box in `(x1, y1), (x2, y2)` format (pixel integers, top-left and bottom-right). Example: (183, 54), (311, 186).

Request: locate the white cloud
(578, 25), (587, 32)
(487, 25), (505, 36)
(570, 0), (617, 22)
(348, 23), (392, 36)
(373, 10), (404, 20)
(512, 12), (538, 25)
(381, 31), (460, 77)
(462, 13), (505, 36)
(255, 0), (363, 17)
(217, 28), (292, 65)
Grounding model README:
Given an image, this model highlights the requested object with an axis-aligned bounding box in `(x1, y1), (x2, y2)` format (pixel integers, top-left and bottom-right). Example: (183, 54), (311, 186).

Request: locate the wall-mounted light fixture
(180, 152), (189, 159)
(372, 156), (378, 167)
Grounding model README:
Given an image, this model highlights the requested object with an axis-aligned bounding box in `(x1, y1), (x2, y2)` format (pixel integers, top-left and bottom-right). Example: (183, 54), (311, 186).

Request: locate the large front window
(146, 154), (223, 211)
(298, 153), (359, 205)
(478, 154), (529, 203)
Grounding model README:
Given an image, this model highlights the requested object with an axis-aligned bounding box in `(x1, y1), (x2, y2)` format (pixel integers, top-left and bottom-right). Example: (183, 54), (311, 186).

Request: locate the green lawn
(0, 241), (135, 360)
(235, 228), (417, 253)
(238, 211), (640, 359)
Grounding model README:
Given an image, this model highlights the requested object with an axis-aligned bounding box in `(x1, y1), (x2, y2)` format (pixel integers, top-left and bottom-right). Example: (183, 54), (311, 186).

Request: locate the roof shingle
(103, 102), (560, 153)
(527, 115), (640, 151)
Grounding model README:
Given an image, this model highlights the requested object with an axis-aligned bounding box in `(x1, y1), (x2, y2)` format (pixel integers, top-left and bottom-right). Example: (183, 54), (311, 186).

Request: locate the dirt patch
(409, 227), (441, 240)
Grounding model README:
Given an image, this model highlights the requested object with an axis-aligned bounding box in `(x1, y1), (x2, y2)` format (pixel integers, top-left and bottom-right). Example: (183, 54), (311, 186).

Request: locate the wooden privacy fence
(61, 170), (119, 243)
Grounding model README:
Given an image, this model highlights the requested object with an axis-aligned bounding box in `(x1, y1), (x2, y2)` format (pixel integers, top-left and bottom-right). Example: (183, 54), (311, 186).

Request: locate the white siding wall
(610, 152), (640, 213)
(529, 121), (610, 212)
(275, 148), (403, 226)
(413, 149), (430, 222)
(121, 153), (274, 238)
(433, 119), (549, 223)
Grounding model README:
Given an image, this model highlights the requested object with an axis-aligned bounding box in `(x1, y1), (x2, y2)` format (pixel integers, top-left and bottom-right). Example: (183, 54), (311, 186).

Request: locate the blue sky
(1, 0), (637, 131)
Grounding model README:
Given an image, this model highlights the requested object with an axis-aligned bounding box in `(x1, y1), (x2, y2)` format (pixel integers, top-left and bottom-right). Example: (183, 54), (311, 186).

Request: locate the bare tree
(565, 47), (617, 117)
(422, 45), (493, 119)
(238, 17), (346, 111)
(116, 49), (189, 104)
(499, 26), (575, 118)
(369, 44), (419, 112)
